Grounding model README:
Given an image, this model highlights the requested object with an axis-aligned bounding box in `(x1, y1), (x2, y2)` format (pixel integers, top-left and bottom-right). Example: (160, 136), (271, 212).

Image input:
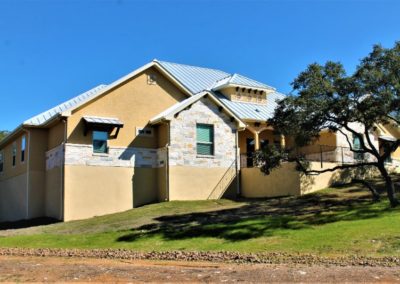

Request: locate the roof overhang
(379, 135), (397, 142)
(212, 83), (274, 93)
(149, 91), (246, 130)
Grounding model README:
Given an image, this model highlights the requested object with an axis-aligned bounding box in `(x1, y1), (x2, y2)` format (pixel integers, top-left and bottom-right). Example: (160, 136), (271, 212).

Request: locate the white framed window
(196, 124), (214, 156)
(12, 142), (16, 167)
(21, 135), (26, 162)
(136, 127), (154, 137)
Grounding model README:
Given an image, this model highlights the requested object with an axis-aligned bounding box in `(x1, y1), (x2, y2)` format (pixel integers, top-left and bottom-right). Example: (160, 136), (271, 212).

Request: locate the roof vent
(255, 108), (260, 113)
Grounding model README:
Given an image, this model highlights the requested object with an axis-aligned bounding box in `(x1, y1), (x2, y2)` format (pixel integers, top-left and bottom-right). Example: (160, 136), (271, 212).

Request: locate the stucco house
(0, 60), (398, 222)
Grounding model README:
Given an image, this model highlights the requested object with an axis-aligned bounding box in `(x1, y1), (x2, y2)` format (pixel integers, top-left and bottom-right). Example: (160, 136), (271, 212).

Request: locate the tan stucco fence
(240, 162), (379, 198)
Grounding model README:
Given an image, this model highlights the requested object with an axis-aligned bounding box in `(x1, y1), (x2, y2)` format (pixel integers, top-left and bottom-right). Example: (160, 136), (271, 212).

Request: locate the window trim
(92, 130), (109, 154)
(196, 123), (215, 157)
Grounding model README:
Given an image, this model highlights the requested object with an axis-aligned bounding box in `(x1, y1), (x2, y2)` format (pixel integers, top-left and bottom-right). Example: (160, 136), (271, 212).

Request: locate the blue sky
(1, 0), (399, 130)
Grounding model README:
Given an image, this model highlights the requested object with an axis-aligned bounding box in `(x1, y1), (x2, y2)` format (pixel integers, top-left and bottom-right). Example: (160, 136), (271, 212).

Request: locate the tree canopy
(0, 131), (9, 141)
(259, 42), (400, 207)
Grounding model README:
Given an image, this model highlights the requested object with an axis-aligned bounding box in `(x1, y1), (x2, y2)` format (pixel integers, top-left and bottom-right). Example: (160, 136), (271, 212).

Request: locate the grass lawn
(1, 178), (400, 257)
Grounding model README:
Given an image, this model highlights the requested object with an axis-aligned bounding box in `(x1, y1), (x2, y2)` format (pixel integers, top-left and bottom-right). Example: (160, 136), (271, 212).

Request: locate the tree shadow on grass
(117, 182), (399, 243)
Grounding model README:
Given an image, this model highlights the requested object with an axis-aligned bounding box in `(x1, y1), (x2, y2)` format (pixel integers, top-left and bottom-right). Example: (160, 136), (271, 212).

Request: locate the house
(0, 60), (384, 222)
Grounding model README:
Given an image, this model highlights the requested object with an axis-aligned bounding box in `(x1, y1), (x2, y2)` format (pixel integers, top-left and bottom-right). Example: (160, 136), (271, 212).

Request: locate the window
(92, 131), (108, 154)
(136, 127), (154, 137)
(0, 152), (3, 172)
(196, 124), (214, 156)
(21, 135), (26, 162)
(12, 143), (16, 167)
(353, 134), (364, 160)
(147, 74), (157, 85)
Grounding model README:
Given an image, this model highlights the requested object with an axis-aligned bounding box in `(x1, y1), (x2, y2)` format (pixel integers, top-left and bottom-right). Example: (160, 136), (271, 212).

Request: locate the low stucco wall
(169, 166), (234, 200)
(0, 173), (27, 222)
(45, 167), (63, 220)
(63, 165), (134, 221)
(240, 163), (301, 198)
(241, 162), (380, 198)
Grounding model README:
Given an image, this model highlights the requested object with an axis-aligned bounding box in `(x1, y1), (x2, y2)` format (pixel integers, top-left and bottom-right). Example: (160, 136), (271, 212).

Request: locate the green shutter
(196, 124), (214, 155)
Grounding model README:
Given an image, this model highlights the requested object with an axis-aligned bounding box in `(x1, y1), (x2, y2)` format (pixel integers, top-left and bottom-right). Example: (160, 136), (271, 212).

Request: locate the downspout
(164, 121), (170, 201)
(60, 118), (67, 220)
(235, 129), (240, 197)
(25, 129), (31, 219)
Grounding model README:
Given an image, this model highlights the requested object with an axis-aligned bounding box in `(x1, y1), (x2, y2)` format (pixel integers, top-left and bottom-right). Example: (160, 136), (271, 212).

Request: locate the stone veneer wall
(64, 143), (166, 168)
(169, 98), (237, 168)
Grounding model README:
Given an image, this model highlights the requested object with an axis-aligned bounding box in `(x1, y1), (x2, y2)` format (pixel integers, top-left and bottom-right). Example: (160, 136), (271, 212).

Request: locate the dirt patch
(1, 255), (400, 283)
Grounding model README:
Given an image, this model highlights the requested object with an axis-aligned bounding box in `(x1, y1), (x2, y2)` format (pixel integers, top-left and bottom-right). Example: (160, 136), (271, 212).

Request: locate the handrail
(207, 160), (237, 200)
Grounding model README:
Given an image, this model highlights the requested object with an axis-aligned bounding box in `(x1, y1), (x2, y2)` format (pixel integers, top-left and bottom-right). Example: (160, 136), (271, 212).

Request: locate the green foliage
(0, 131), (9, 141)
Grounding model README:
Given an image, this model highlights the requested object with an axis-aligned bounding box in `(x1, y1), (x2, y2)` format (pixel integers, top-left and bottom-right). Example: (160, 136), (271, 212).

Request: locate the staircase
(207, 160), (238, 200)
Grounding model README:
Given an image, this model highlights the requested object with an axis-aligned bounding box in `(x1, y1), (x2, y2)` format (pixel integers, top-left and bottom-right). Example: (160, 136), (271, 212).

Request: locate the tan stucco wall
(241, 163), (301, 198)
(45, 167), (63, 220)
(132, 167), (158, 207)
(157, 166), (167, 202)
(169, 166), (232, 200)
(0, 132), (28, 181)
(0, 173), (27, 222)
(48, 121), (65, 149)
(66, 67), (187, 149)
(63, 165), (134, 221)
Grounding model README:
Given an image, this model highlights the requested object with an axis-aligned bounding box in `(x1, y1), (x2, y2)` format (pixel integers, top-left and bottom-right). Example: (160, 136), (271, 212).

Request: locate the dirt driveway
(1, 255), (400, 283)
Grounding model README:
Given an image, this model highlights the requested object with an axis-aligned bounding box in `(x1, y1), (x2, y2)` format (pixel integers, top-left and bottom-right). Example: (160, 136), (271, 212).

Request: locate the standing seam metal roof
(23, 85), (108, 126)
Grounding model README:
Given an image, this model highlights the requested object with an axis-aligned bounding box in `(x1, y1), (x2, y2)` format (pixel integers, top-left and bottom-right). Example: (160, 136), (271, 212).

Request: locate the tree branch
(294, 159), (377, 175)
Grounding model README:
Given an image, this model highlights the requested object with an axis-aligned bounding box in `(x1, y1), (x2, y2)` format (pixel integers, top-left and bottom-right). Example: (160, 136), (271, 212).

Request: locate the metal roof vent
(255, 108), (261, 113)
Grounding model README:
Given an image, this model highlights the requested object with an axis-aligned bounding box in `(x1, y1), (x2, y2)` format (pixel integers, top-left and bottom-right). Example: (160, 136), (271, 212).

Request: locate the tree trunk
(351, 178), (380, 201)
(378, 163), (399, 207)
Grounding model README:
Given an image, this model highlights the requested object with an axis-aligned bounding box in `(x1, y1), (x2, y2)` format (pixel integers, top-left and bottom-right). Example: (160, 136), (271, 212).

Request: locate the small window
(147, 74), (157, 85)
(136, 127), (154, 137)
(21, 135), (26, 162)
(92, 131), (108, 154)
(12, 143), (16, 167)
(0, 151), (3, 172)
(196, 124), (214, 156)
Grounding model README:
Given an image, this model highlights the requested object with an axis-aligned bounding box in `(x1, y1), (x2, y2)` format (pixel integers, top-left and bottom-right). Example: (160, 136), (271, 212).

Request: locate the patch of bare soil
(0, 255), (400, 283)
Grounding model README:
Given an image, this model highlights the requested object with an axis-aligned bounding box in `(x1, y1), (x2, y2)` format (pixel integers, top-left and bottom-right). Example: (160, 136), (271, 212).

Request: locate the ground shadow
(117, 176), (400, 243)
(0, 217), (59, 231)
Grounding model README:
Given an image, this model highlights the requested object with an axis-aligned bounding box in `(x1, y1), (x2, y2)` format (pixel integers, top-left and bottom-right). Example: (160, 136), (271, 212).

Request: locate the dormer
(211, 73), (275, 104)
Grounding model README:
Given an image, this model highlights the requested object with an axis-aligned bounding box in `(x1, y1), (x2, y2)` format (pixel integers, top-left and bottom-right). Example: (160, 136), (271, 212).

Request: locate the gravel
(0, 248), (399, 267)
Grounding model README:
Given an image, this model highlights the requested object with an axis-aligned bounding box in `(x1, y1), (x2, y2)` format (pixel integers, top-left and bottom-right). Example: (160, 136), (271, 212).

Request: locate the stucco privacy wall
(241, 162), (379, 198)
(168, 97), (238, 200)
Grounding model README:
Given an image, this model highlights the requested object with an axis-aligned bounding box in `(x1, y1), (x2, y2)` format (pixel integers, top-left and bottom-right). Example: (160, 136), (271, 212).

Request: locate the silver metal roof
(24, 85), (108, 126)
(156, 60), (230, 94)
(83, 116), (123, 126)
(214, 91), (285, 121)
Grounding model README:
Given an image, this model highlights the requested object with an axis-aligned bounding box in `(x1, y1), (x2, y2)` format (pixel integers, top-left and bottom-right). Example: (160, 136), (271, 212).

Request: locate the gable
(67, 67), (188, 148)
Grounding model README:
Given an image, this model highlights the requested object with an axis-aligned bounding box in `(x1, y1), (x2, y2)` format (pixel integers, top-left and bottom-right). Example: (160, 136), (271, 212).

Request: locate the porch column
(280, 134), (286, 148)
(254, 131), (260, 151)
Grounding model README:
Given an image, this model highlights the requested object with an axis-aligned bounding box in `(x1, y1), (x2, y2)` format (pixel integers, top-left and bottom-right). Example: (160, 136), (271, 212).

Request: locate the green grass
(1, 180), (400, 257)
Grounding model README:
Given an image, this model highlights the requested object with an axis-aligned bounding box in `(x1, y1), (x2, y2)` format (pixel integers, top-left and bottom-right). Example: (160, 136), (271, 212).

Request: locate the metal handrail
(207, 160), (237, 200)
